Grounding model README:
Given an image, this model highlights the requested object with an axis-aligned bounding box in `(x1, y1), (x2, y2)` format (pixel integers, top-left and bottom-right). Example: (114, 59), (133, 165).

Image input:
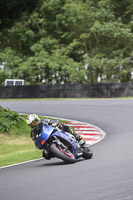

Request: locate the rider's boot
(42, 149), (52, 160)
(79, 140), (86, 146)
(71, 130), (86, 146)
(59, 124), (86, 146)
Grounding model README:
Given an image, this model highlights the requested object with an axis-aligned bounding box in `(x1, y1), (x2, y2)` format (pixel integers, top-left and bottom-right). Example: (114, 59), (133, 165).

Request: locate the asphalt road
(0, 99), (133, 200)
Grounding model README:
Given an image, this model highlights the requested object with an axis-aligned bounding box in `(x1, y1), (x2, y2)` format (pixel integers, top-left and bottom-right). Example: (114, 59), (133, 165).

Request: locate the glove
(51, 120), (59, 127)
(43, 119), (59, 127)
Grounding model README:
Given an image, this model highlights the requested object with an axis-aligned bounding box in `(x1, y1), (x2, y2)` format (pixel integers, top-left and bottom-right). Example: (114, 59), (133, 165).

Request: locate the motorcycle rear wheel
(50, 143), (76, 163)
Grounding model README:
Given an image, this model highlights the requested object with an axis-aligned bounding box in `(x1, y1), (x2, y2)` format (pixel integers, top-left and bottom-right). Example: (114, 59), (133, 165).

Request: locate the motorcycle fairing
(36, 124), (82, 157)
(35, 124), (54, 149)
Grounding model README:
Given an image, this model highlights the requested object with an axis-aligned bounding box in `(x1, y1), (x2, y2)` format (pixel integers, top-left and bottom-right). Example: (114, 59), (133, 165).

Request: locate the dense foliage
(0, 106), (24, 132)
(0, 0), (133, 85)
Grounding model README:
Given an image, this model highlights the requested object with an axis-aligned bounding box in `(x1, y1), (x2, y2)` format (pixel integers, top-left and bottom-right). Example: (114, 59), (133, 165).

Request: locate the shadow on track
(39, 158), (85, 167)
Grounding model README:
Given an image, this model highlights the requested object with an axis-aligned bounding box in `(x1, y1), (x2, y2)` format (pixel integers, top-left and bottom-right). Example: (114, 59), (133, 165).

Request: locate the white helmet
(26, 114), (40, 129)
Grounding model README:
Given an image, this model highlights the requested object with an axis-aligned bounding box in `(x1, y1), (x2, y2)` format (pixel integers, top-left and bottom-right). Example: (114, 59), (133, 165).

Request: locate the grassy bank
(0, 97), (133, 101)
(0, 108), (42, 167)
(0, 134), (42, 167)
(0, 106), (67, 168)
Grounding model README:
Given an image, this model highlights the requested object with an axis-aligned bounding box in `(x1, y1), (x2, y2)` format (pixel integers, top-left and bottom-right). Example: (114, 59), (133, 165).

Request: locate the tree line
(0, 0), (133, 85)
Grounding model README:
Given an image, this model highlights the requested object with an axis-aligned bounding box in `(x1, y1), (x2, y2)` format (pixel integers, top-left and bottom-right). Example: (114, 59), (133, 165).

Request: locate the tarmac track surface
(0, 99), (133, 200)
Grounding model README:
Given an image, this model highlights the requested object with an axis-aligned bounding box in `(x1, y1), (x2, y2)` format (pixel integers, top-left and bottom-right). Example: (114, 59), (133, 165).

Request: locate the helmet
(26, 114), (40, 129)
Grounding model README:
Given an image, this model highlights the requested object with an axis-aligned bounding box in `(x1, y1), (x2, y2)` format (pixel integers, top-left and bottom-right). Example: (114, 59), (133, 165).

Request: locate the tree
(0, 0), (133, 85)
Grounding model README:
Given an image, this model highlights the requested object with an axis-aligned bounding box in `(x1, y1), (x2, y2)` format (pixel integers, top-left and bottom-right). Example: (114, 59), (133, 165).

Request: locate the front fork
(44, 136), (67, 153)
(46, 136), (83, 159)
(75, 143), (83, 158)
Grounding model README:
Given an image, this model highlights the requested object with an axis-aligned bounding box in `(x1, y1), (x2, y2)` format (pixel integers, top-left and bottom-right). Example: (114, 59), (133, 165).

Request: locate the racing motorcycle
(34, 123), (93, 163)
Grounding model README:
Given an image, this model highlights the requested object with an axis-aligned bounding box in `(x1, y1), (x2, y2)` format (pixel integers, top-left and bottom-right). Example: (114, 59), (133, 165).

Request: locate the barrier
(0, 83), (133, 98)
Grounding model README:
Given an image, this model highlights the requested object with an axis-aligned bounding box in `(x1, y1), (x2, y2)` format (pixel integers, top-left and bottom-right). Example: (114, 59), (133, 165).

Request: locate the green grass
(0, 107), (69, 168)
(0, 112), (42, 167)
(0, 97), (133, 101)
(0, 134), (42, 167)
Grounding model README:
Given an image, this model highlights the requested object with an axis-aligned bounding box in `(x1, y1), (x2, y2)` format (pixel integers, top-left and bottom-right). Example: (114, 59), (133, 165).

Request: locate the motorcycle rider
(26, 114), (85, 160)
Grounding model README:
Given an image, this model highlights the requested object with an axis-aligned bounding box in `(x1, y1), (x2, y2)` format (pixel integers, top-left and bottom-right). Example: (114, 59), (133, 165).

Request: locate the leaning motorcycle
(34, 124), (93, 163)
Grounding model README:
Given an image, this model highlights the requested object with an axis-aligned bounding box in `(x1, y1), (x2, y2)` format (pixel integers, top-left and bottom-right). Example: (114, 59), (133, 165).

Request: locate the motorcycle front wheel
(81, 147), (93, 159)
(50, 143), (76, 163)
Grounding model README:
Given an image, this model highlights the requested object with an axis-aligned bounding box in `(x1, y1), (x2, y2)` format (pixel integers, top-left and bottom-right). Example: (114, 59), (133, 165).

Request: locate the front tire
(82, 147), (93, 159)
(50, 143), (75, 163)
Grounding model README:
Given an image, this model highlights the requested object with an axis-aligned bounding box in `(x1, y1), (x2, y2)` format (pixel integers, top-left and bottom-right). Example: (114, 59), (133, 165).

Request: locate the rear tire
(82, 147), (93, 159)
(50, 143), (76, 163)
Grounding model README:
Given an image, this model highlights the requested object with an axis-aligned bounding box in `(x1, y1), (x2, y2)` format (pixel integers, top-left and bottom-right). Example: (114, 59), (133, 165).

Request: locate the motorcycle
(34, 124), (93, 163)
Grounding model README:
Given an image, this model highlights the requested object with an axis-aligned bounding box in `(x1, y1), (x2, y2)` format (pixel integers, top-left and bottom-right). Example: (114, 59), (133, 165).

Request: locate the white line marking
(0, 158), (43, 170)
(75, 131), (101, 134)
(75, 128), (99, 131)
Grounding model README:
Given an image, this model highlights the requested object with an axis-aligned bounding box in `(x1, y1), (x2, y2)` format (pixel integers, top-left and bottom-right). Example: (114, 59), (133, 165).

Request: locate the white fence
(5, 79), (24, 86)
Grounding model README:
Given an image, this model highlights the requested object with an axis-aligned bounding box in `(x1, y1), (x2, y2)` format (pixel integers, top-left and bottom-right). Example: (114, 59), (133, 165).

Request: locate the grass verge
(0, 97), (133, 101)
(0, 112), (42, 168)
(0, 134), (42, 167)
(0, 110), (68, 168)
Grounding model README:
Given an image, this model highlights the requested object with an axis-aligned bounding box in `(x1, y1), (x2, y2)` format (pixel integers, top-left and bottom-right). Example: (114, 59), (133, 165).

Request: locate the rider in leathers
(26, 114), (84, 160)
